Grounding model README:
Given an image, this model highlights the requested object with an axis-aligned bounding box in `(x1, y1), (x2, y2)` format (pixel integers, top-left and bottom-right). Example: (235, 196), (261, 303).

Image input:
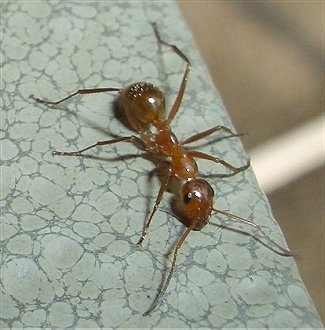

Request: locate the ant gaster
(30, 23), (292, 316)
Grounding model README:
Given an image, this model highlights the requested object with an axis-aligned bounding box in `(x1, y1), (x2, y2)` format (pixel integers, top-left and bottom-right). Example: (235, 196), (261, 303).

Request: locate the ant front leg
(183, 125), (250, 176)
(188, 150), (250, 177)
(143, 220), (197, 315)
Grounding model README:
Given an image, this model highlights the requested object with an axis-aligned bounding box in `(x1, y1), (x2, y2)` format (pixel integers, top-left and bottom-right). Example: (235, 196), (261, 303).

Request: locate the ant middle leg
(181, 125), (242, 145)
(137, 165), (172, 245)
(30, 87), (121, 106)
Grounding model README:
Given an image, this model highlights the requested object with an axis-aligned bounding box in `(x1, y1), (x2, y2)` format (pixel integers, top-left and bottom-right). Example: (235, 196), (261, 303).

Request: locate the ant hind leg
(151, 22), (191, 125)
(52, 135), (141, 157)
(30, 87), (121, 106)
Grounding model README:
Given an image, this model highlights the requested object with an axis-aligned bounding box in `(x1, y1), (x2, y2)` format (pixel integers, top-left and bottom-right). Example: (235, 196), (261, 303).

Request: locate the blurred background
(178, 2), (324, 322)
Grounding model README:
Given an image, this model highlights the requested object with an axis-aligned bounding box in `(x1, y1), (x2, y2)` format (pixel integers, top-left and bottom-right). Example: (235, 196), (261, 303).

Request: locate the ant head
(121, 82), (165, 129)
(181, 179), (214, 230)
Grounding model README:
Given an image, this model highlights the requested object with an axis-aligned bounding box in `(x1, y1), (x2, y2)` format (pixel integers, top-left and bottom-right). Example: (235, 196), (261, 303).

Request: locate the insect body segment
(120, 82), (165, 131)
(30, 23), (291, 316)
(181, 179), (214, 230)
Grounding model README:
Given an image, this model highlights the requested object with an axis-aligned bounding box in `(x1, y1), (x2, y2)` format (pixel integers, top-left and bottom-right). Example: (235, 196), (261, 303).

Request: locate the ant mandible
(30, 23), (292, 316)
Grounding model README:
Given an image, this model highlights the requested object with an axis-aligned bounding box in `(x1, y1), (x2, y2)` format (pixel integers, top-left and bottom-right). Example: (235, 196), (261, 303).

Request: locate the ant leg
(52, 135), (143, 156)
(151, 23), (191, 125)
(213, 209), (292, 256)
(188, 150), (250, 175)
(137, 166), (172, 245)
(143, 221), (197, 316)
(181, 125), (241, 145)
(30, 87), (121, 106)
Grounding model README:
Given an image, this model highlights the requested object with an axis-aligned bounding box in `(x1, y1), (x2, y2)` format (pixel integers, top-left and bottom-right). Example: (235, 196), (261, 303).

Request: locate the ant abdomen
(181, 179), (214, 230)
(119, 82), (165, 131)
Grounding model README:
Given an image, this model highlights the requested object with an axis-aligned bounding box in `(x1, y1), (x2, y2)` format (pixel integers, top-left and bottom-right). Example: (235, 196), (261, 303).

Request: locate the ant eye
(183, 192), (193, 204)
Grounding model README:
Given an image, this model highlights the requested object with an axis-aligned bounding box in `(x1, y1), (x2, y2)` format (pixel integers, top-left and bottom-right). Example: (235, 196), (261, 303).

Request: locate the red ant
(30, 23), (292, 316)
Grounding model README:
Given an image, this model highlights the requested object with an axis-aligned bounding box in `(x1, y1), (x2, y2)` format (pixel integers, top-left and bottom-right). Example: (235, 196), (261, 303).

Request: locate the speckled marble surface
(1, 1), (323, 328)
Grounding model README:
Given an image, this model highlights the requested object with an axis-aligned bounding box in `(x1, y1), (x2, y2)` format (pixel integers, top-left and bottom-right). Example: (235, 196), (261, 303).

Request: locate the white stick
(249, 115), (324, 193)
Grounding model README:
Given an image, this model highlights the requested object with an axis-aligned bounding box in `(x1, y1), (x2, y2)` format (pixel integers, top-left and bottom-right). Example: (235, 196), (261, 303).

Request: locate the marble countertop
(1, 1), (323, 328)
